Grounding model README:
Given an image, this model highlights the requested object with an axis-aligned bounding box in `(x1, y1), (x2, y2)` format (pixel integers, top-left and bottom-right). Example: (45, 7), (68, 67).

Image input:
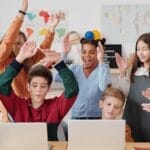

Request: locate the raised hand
(115, 52), (128, 77)
(49, 11), (65, 33)
(35, 50), (60, 68)
(97, 42), (104, 64)
(62, 33), (73, 55)
(21, 0), (28, 12)
(16, 41), (38, 63)
(18, 0), (28, 18)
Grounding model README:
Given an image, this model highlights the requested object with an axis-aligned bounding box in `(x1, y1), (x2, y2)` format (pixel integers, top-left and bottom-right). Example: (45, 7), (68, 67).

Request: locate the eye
(32, 84), (38, 88)
(90, 51), (95, 54)
(81, 50), (86, 54)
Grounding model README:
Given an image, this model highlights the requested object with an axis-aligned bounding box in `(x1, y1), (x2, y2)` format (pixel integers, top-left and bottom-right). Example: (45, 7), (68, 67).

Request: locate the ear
(99, 100), (103, 109)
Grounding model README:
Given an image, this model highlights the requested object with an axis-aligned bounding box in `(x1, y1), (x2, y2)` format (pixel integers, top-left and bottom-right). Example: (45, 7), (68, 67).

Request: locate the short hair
(101, 85), (125, 106)
(27, 65), (52, 86)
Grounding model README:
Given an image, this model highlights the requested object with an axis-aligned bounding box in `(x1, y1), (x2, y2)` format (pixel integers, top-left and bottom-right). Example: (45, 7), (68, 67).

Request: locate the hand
(142, 88), (150, 100)
(97, 42), (104, 64)
(0, 100), (9, 122)
(62, 33), (73, 54)
(21, 0), (28, 12)
(141, 103), (150, 112)
(115, 52), (128, 77)
(35, 51), (60, 68)
(39, 48), (52, 56)
(16, 41), (38, 63)
(49, 11), (65, 33)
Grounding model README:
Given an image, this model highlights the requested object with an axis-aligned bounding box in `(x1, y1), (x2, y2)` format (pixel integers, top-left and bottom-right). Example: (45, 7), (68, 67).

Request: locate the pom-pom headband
(84, 30), (102, 40)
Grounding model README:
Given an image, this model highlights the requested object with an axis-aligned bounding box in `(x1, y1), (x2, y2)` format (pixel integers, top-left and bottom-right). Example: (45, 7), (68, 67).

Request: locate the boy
(99, 85), (134, 142)
(0, 41), (79, 140)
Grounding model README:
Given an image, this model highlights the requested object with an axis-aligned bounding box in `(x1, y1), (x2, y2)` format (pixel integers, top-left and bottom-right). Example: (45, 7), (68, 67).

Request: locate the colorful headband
(84, 30), (102, 40)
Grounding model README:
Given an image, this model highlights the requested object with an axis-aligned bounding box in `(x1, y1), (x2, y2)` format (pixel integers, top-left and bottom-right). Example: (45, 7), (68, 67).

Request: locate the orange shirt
(0, 16), (55, 98)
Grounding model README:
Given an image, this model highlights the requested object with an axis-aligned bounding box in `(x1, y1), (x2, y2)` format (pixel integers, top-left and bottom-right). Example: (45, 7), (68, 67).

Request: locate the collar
(135, 67), (149, 77)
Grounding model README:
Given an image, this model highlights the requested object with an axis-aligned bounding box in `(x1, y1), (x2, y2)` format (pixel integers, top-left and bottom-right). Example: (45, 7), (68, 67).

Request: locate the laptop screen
(0, 123), (49, 150)
(68, 119), (125, 150)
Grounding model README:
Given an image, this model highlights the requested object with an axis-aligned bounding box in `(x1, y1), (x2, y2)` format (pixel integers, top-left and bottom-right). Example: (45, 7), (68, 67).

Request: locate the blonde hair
(101, 85), (125, 106)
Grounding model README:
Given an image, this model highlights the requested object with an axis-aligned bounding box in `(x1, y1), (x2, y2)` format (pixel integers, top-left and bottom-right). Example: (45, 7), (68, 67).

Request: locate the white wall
(0, 0), (150, 56)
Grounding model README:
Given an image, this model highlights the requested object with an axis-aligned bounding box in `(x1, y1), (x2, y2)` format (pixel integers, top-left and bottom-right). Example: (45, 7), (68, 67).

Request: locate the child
(56, 31), (111, 119)
(99, 85), (134, 142)
(0, 41), (79, 140)
(0, 0), (65, 98)
(115, 33), (150, 141)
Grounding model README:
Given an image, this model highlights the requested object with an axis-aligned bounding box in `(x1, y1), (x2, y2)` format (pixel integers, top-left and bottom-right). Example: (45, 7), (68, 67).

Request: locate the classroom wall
(0, 0), (149, 58)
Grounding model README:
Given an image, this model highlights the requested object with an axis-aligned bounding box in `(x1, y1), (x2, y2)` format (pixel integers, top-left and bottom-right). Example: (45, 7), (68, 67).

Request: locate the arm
(0, 41), (37, 95)
(30, 12), (65, 65)
(55, 61), (79, 98)
(40, 11), (65, 49)
(97, 42), (111, 91)
(0, 0), (28, 63)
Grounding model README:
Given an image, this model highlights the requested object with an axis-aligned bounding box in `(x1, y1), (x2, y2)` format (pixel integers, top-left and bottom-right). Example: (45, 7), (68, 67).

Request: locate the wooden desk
(48, 141), (67, 150)
(126, 142), (150, 150)
(49, 142), (150, 150)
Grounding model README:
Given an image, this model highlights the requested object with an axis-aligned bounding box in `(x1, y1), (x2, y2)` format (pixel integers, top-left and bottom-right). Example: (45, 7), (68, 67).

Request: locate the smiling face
(136, 40), (150, 65)
(100, 96), (124, 119)
(81, 43), (98, 69)
(27, 76), (49, 108)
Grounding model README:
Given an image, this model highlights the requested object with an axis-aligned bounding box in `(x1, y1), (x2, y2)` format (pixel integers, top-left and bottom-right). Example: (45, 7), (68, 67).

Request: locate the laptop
(0, 123), (49, 150)
(68, 120), (125, 150)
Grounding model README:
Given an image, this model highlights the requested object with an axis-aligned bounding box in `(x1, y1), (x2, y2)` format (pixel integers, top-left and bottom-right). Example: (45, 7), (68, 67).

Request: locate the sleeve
(39, 31), (55, 49)
(0, 16), (24, 63)
(98, 63), (111, 92)
(56, 93), (77, 121)
(0, 59), (23, 95)
(55, 61), (79, 98)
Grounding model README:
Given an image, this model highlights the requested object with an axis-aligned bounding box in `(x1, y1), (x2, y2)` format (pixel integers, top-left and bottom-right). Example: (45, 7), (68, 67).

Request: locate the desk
(48, 141), (67, 150)
(49, 142), (150, 150)
(126, 142), (150, 150)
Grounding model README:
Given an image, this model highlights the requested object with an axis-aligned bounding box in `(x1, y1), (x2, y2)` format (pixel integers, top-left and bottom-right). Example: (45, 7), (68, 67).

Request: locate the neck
(144, 62), (150, 70)
(83, 63), (97, 77)
(32, 101), (44, 109)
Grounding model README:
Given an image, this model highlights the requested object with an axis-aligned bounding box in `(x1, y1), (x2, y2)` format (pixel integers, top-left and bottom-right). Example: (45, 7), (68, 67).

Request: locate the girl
(115, 33), (150, 141)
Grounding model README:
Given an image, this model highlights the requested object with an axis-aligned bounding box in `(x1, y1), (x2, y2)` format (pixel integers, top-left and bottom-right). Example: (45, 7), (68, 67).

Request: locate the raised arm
(35, 50), (79, 98)
(40, 11), (65, 49)
(0, 0), (28, 63)
(0, 41), (37, 95)
(28, 11), (65, 67)
(97, 42), (111, 92)
(115, 52), (128, 77)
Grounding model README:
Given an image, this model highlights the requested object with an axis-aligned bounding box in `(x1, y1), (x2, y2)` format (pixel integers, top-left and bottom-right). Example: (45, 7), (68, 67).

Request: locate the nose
(36, 86), (41, 93)
(108, 106), (115, 113)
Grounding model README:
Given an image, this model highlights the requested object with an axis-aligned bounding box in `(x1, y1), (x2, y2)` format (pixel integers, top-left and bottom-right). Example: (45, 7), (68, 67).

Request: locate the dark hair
(18, 31), (27, 42)
(27, 65), (53, 86)
(130, 33), (150, 81)
(80, 38), (106, 48)
(101, 85), (125, 107)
